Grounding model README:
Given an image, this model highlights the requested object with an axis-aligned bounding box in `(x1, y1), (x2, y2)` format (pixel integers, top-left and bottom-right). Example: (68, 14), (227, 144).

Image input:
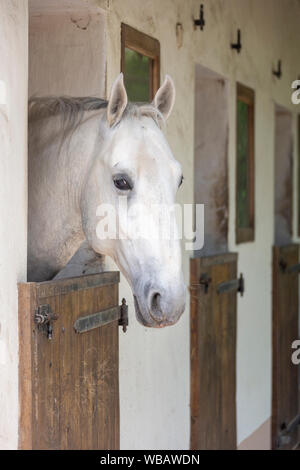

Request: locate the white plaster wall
(1, 0), (299, 450)
(0, 0), (28, 450)
(97, 0), (300, 449)
(29, 0), (106, 97)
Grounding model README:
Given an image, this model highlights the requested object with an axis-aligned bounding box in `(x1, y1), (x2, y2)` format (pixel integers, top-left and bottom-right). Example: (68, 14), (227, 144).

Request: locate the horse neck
(28, 110), (106, 280)
(54, 112), (107, 253)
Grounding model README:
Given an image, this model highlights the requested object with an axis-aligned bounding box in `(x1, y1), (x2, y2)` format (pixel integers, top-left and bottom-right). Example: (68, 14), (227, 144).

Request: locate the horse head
(81, 74), (186, 327)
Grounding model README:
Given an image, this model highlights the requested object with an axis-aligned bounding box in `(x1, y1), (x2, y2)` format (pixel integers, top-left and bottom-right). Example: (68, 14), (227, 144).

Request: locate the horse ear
(107, 73), (128, 127)
(153, 75), (175, 120)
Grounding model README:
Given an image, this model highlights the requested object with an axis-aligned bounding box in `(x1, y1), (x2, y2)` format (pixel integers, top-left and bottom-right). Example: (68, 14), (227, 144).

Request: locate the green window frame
(121, 23), (160, 102)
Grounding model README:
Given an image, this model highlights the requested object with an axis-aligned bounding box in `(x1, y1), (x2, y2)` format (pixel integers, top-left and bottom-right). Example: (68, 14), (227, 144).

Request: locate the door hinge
(118, 298), (128, 332)
(217, 273), (244, 296)
(73, 299), (128, 334)
(279, 259), (300, 274)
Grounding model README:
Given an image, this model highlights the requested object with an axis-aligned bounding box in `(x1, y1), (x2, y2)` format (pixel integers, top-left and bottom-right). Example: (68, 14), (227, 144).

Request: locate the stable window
(236, 83), (255, 243)
(121, 23), (160, 102)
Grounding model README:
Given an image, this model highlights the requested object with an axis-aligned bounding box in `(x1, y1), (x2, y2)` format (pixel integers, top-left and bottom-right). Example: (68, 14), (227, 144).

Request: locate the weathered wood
(298, 116), (300, 237)
(18, 272), (120, 450)
(272, 244), (299, 450)
(18, 282), (36, 450)
(74, 306), (120, 333)
(190, 254), (237, 450)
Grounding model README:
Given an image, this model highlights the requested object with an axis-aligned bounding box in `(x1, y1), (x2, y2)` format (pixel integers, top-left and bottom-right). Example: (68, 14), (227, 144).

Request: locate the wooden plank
(121, 23), (160, 59)
(32, 292), (61, 449)
(272, 244), (299, 449)
(190, 254), (237, 449)
(196, 252), (237, 267)
(35, 271), (119, 298)
(18, 282), (36, 450)
(18, 272), (120, 450)
(298, 115), (300, 237)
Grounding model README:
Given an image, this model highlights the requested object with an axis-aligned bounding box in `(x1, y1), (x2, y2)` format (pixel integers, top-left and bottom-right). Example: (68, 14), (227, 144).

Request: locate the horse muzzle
(133, 281), (186, 328)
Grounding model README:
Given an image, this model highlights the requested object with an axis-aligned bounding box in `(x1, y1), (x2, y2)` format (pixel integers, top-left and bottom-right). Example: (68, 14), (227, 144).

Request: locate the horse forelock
(123, 103), (165, 129)
(28, 96), (165, 131)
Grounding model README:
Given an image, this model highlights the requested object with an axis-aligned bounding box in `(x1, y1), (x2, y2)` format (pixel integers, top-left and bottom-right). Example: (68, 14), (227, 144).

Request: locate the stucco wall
(98, 0), (300, 449)
(2, 0), (300, 450)
(29, 1), (106, 97)
(0, 0), (28, 450)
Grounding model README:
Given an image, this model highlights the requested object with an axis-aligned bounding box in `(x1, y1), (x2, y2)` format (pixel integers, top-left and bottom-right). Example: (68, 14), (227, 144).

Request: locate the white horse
(28, 74), (185, 327)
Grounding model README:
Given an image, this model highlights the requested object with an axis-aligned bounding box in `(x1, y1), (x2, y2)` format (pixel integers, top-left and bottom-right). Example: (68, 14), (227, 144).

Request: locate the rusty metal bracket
(217, 273), (244, 297)
(190, 273), (244, 297)
(73, 298), (128, 334)
(74, 306), (120, 333)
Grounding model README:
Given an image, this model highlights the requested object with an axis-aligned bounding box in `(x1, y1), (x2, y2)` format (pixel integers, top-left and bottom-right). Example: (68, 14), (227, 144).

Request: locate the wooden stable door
(18, 272), (122, 450)
(272, 244), (300, 449)
(190, 253), (241, 450)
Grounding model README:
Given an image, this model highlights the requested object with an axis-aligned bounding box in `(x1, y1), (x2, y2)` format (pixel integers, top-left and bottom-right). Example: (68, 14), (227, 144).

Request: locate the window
(236, 83), (255, 243)
(121, 23), (160, 102)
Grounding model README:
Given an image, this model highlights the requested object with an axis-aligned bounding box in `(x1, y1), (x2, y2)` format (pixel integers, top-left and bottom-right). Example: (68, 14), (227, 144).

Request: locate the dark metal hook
(273, 60), (282, 79)
(194, 4), (205, 31)
(231, 29), (242, 53)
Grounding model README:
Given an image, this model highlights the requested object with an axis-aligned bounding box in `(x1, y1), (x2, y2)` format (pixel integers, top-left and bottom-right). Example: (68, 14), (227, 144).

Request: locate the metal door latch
(217, 273), (245, 297)
(199, 274), (212, 294)
(34, 304), (58, 340)
(279, 259), (300, 274)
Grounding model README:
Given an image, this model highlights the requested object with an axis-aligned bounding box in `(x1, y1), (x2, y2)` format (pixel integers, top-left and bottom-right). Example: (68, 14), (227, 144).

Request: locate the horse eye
(113, 176), (132, 191)
(179, 175), (184, 187)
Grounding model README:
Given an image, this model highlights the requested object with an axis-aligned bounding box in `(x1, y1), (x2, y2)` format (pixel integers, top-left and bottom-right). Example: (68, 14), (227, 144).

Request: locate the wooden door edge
(190, 252), (238, 267)
(18, 282), (36, 450)
(271, 244), (300, 449)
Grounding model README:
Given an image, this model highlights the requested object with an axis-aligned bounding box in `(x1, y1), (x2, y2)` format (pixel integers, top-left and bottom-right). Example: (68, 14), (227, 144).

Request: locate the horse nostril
(151, 292), (161, 310)
(150, 292), (165, 323)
